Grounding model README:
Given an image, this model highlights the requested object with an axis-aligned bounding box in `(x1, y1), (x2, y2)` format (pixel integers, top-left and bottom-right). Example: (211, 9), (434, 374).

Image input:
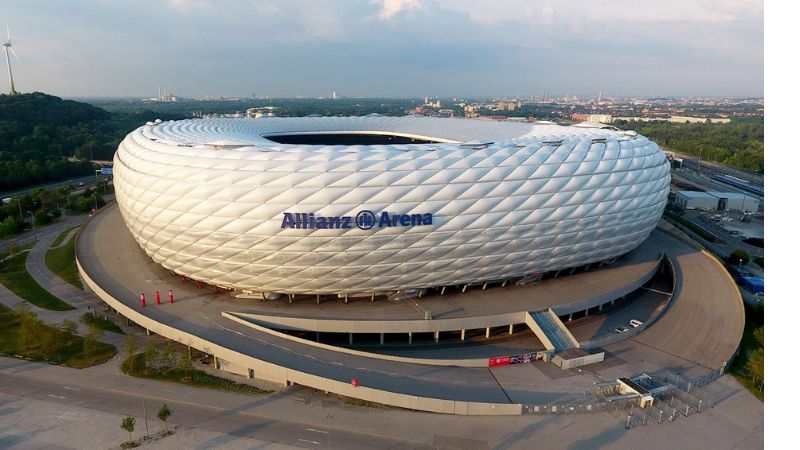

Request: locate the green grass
(0, 304), (116, 368)
(81, 312), (124, 334)
(51, 226), (78, 247)
(45, 230), (83, 290)
(0, 252), (74, 311)
(122, 352), (270, 394)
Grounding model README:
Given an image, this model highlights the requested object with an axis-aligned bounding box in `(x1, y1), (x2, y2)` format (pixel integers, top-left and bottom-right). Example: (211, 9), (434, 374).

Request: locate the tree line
(0, 92), (181, 192)
(614, 119), (764, 173)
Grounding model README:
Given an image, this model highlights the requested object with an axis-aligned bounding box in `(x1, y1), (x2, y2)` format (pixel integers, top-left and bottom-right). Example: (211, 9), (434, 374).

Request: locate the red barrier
(140, 293), (146, 307)
(351, 378), (359, 387)
(155, 291), (161, 305)
(168, 289), (174, 304)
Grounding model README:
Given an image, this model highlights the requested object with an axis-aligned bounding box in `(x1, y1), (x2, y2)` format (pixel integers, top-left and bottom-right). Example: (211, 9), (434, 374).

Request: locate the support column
(599, 303), (604, 311)
(568, 313), (573, 322)
(485, 327), (491, 338)
(348, 333), (353, 345)
(247, 368), (254, 379)
(585, 308), (589, 317)
(380, 333), (384, 345)
(461, 285), (467, 293)
(288, 293), (293, 304)
(408, 332), (413, 345)
(482, 282), (488, 290)
(146, 329), (151, 336)
(316, 332), (320, 342)
(461, 329), (466, 340)
(371, 292), (375, 302)
(440, 286), (446, 295)
(213, 356), (220, 370)
(508, 324), (514, 335)
(344, 293), (348, 304)
(611, 299), (615, 306)
(434, 331), (440, 343)
(316, 294), (321, 304)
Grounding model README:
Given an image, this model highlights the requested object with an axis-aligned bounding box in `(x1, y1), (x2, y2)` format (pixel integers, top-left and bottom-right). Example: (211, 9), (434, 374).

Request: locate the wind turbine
(3, 24), (19, 95)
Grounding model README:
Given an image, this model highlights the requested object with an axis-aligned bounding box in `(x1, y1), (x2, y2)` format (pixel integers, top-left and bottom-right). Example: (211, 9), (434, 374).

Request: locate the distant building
(673, 191), (759, 212)
(245, 107), (279, 118)
(571, 113), (612, 123)
(616, 116), (731, 124)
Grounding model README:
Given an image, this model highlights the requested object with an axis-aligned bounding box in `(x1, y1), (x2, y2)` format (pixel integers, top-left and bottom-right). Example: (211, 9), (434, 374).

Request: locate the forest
(0, 92), (179, 192)
(614, 119), (764, 173)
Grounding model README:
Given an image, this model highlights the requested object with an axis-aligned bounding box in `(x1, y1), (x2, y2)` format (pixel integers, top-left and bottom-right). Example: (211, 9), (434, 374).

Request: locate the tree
(121, 416), (136, 443)
(753, 327), (764, 347)
(82, 326), (102, 355)
(142, 339), (158, 370)
(180, 345), (193, 370)
(746, 347), (764, 391)
(124, 335), (138, 372)
(728, 248), (751, 266)
(157, 404), (172, 433)
(61, 319), (78, 338)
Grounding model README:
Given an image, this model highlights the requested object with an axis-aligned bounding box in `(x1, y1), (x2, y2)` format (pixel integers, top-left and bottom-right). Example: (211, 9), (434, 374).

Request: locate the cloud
(373, 0), (428, 21)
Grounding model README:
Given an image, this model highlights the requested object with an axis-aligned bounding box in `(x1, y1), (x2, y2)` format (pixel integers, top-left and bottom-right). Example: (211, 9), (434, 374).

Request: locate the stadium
(113, 116), (671, 297)
(73, 115), (745, 414)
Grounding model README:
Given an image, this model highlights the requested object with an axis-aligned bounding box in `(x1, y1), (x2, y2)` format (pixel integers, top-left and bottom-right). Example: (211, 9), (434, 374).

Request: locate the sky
(0, 0), (764, 98)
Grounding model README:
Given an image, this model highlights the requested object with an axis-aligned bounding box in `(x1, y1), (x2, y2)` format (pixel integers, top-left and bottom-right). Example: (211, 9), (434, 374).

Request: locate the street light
(326, 413), (334, 450)
(738, 258), (743, 269)
(28, 210), (36, 241)
(139, 384), (149, 437)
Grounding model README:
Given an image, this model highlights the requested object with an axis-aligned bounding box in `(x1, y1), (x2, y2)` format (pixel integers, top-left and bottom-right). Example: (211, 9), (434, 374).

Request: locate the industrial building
(673, 191), (760, 212)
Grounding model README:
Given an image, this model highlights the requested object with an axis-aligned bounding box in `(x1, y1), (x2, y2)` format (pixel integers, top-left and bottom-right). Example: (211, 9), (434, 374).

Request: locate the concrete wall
(550, 253), (663, 316)
(552, 352), (605, 369)
(581, 257), (676, 350)
(223, 311), (491, 368)
(233, 310), (529, 334)
(77, 258), (523, 416)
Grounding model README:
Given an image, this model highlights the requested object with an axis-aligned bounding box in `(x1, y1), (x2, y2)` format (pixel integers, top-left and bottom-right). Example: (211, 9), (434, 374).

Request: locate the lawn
(0, 304), (116, 368)
(122, 350), (269, 394)
(45, 227), (83, 290)
(81, 312), (124, 334)
(0, 252), (74, 311)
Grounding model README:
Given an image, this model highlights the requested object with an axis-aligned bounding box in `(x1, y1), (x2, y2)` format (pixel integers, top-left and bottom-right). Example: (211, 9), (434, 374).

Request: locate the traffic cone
(156, 291), (161, 305)
(169, 289), (174, 304)
(140, 293), (146, 307)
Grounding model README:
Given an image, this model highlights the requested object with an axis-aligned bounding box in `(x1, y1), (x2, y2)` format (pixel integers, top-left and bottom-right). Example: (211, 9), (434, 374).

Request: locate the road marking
(305, 428), (328, 434)
(297, 438), (320, 445)
(48, 394), (67, 399)
(63, 386), (78, 391)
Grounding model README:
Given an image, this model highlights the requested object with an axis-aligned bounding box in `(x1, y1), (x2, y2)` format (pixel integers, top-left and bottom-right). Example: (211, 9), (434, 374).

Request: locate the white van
(629, 319), (644, 328)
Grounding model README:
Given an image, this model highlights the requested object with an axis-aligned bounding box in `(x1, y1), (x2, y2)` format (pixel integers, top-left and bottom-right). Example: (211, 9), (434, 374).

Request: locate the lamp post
(738, 258), (743, 269)
(139, 385), (149, 437)
(326, 413), (334, 450)
(28, 210), (36, 241)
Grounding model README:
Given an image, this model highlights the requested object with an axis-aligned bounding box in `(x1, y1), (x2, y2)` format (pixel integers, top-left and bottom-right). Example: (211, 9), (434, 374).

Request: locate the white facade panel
(114, 117), (670, 294)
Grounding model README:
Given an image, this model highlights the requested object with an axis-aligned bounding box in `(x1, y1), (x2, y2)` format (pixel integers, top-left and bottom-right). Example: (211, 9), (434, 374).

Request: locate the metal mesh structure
(113, 116), (670, 295)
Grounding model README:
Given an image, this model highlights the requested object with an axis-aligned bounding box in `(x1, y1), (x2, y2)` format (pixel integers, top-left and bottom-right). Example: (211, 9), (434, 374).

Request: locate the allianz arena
(113, 116), (670, 296)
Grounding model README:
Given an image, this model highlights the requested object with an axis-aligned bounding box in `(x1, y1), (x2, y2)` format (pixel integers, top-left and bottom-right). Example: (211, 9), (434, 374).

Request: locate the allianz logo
(281, 211), (433, 230)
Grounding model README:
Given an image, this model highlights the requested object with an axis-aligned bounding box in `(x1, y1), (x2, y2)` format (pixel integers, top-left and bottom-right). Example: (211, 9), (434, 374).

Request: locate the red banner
(489, 356), (511, 367)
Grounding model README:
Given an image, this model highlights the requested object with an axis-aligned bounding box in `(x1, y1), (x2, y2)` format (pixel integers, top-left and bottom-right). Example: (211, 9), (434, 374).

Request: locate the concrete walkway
(0, 357), (764, 450)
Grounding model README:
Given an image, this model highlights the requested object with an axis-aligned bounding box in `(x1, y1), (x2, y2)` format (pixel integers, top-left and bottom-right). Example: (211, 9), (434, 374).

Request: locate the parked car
(629, 319), (644, 328)
(614, 327), (626, 334)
